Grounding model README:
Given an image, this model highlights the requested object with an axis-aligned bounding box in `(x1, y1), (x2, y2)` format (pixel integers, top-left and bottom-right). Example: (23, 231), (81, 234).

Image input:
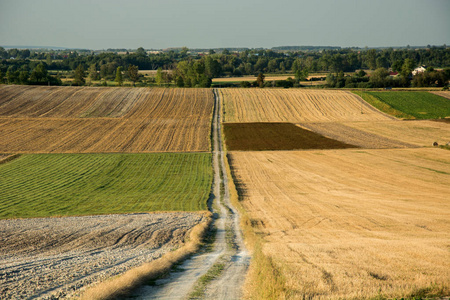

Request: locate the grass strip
(352, 90), (414, 119)
(188, 258), (227, 299)
(0, 153), (212, 219)
(358, 91), (450, 120)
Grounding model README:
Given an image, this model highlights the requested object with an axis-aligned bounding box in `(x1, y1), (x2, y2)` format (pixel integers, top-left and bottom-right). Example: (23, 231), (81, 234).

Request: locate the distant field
(365, 91), (450, 119)
(0, 87), (213, 152)
(220, 89), (393, 123)
(229, 148), (450, 299)
(0, 153), (212, 219)
(431, 90), (450, 100)
(223, 123), (357, 151)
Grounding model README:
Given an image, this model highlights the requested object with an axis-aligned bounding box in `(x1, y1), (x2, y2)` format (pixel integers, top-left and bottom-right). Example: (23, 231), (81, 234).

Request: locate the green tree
(18, 71), (29, 84)
(401, 58), (415, 77)
(73, 65), (86, 86)
(29, 64), (48, 84)
(88, 64), (99, 81)
(115, 66), (123, 86)
(127, 65), (139, 86)
(155, 68), (163, 86)
(46, 53), (52, 65)
(135, 47), (147, 56)
(369, 68), (389, 87)
(256, 73), (265, 88)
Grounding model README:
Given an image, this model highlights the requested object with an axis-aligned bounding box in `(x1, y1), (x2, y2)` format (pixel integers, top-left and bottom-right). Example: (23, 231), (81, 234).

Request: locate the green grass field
(361, 91), (450, 119)
(0, 153), (212, 219)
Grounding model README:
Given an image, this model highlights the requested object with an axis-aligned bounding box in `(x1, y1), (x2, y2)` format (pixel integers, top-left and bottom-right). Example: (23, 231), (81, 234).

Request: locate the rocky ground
(0, 212), (206, 299)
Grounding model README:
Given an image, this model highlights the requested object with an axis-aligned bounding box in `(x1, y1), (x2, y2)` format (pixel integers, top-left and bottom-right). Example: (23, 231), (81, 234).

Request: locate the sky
(0, 0), (449, 50)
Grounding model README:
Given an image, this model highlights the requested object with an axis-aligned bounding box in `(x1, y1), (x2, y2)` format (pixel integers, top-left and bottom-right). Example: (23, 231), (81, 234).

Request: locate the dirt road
(0, 213), (205, 299)
(128, 89), (249, 299)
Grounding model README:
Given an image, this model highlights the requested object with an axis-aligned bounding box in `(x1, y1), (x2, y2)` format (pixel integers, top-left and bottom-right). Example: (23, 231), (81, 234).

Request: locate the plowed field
(0, 212), (207, 299)
(0, 87), (213, 152)
(229, 149), (450, 299)
(223, 123), (357, 151)
(220, 89), (393, 123)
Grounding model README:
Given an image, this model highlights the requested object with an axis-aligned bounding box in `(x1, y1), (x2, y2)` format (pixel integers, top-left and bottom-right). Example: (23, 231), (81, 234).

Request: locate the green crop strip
(365, 91), (450, 120)
(0, 153), (212, 219)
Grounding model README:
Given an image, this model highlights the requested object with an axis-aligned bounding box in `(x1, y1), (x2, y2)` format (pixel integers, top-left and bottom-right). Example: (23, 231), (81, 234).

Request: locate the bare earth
(229, 148), (450, 299)
(0, 212), (206, 299)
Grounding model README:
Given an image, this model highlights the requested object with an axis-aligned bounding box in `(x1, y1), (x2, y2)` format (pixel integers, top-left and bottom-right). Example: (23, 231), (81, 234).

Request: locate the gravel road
(0, 212), (205, 299)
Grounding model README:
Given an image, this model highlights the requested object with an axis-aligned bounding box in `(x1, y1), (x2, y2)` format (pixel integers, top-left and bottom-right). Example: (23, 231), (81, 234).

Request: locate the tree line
(0, 46), (449, 88)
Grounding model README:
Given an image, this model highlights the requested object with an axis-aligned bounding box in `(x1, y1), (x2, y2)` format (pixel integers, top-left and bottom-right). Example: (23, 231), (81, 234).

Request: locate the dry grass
(430, 91), (450, 100)
(79, 212), (212, 300)
(220, 89), (393, 123)
(0, 87), (213, 153)
(229, 148), (450, 299)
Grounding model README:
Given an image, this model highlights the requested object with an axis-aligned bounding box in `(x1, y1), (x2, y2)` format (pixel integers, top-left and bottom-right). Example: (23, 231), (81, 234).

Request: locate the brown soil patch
(223, 123), (357, 151)
(229, 148), (450, 299)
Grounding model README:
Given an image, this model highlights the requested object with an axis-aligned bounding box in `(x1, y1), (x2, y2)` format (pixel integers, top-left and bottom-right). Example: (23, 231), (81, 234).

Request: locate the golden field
(220, 88), (393, 123)
(229, 148), (450, 299)
(0, 86), (213, 152)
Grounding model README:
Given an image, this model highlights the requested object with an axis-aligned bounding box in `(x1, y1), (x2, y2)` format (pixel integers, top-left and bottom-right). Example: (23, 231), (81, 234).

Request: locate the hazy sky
(1, 0), (449, 49)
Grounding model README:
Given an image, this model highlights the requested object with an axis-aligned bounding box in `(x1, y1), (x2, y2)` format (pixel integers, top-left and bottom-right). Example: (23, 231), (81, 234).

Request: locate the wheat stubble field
(222, 88), (450, 299)
(0, 86), (213, 152)
(229, 149), (450, 299)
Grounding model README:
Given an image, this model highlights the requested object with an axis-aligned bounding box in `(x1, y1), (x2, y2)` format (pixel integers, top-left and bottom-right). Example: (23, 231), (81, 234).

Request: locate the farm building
(412, 65), (427, 75)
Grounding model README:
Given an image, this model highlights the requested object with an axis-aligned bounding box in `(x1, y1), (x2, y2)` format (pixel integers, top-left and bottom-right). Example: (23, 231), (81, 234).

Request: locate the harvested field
(0, 87), (213, 152)
(342, 120), (450, 147)
(220, 89), (393, 123)
(0, 212), (207, 299)
(229, 148), (450, 299)
(0, 153), (212, 219)
(299, 122), (417, 149)
(431, 90), (450, 100)
(223, 122), (357, 151)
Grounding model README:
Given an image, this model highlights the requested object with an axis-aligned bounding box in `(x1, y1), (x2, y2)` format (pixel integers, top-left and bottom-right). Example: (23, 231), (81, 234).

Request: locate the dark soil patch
(223, 123), (358, 151)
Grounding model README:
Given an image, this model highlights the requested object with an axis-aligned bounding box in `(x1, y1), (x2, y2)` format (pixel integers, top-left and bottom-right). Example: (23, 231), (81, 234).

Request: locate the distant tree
(155, 67), (163, 86)
(0, 69), (4, 83)
(240, 81), (251, 88)
(115, 66), (123, 86)
(127, 65), (139, 86)
(73, 65), (86, 86)
(295, 68), (309, 81)
(135, 47), (147, 56)
(46, 53), (52, 65)
(256, 73), (265, 88)
(0, 47), (7, 59)
(29, 64), (48, 84)
(88, 64), (99, 81)
(401, 58), (415, 77)
(356, 69), (366, 77)
(18, 71), (29, 84)
(369, 68), (389, 87)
